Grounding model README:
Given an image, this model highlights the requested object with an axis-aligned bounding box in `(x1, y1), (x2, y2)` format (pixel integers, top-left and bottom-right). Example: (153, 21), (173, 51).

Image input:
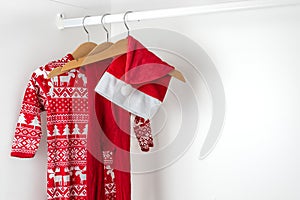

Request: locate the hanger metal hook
(123, 11), (133, 37)
(82, 15), (91, 42)
(101, 13), (110, 42)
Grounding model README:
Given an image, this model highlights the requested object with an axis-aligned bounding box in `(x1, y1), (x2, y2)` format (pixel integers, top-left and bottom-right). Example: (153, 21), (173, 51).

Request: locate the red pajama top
(11, 54), (90, 199)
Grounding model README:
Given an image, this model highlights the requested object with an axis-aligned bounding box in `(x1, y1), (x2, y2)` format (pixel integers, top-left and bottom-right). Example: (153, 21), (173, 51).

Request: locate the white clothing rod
(57, 0), (300, 29)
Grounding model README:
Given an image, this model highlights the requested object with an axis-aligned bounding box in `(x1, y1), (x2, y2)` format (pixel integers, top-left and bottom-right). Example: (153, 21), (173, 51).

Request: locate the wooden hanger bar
(72, 42), (97, 60)
(48, 38), (186, 82)
(48, 55), (185, 82)
(47, 42), (97, 78)
(48, 42), (113, 78)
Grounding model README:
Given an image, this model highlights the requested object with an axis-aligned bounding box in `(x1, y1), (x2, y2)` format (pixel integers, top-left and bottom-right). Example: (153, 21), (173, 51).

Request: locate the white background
(1, 0), (300, 200)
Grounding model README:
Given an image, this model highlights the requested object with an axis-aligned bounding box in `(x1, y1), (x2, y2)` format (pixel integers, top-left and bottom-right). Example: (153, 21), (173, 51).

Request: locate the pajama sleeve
(132, 115), (153, 152)
(11, 71), (46, 158)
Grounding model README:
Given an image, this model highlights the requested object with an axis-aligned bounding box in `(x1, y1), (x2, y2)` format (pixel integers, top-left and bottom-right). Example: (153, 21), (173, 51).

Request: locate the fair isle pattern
(103, 151), (117, 200)
(21, 103), (40, 115)
(47, 167), (87, 198)
(52, 87), (88, 99)
(11, 54), (89, 200)
(133, 116), (154, 152)
(47, 184), (87, 199)
(47, 114), (89, 125)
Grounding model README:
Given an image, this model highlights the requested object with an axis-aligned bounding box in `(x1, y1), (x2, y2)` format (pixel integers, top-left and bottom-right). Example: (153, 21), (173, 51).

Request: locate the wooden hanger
(63, 11), (185, 82)
(59, 42), (112, 74)
(48, 16), (97, 78)
(49, 13), (186, 82)
(58, 35), (186, 82)
(72, 42), (97, 60)
(47, 42), (97, 78)
(48, 14), (114, 78)
(61, 38), (126, 72)
(58, 36), (185, 82)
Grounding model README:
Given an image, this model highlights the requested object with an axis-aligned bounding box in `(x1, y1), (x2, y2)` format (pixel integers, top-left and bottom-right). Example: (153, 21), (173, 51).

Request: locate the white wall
(1, 0), (300, 200)
(0, 0), (109, 199)
(110, 2), (300, 200)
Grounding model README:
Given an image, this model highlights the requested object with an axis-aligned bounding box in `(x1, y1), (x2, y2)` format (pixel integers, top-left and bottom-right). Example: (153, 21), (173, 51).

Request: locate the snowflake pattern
(133, 115), (154, 152)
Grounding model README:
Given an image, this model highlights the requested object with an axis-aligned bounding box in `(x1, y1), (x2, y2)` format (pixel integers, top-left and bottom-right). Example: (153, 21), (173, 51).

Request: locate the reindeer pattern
(48, 166), (87, 186)
(52, 71), (75, 87)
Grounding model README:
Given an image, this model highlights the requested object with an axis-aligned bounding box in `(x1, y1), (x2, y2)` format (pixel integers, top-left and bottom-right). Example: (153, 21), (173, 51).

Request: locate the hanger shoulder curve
(47, 42), (113, 78)
(168, 69), (186, 82)
(77, 38), (128, 66)
(47, 67), (64, 79)
(72, 42), (97, 60)
(76, 42), (114, 68)
(62, 42), (114, 72)
(88, 42), (114, 55)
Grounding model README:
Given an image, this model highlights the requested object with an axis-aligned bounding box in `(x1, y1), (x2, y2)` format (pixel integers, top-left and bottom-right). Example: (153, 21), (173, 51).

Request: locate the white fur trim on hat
(95, 72), (162, 119)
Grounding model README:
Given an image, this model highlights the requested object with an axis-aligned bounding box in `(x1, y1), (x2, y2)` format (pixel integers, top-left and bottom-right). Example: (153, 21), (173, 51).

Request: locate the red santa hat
(95, 36), (174, 119)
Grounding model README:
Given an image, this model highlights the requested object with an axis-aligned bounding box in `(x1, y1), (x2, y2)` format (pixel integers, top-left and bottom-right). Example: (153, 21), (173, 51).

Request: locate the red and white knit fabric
(133, 116), (153, 152)
(11, 54), (90, 199)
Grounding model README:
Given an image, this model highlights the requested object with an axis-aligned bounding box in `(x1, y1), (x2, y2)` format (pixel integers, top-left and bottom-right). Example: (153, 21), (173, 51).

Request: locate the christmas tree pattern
(53, 125), (60, 136)
(72, 124), (80, 135)
(17, 113), (27, 126)
(30, 116), (40, 129)
(63, 124), (70, 136)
